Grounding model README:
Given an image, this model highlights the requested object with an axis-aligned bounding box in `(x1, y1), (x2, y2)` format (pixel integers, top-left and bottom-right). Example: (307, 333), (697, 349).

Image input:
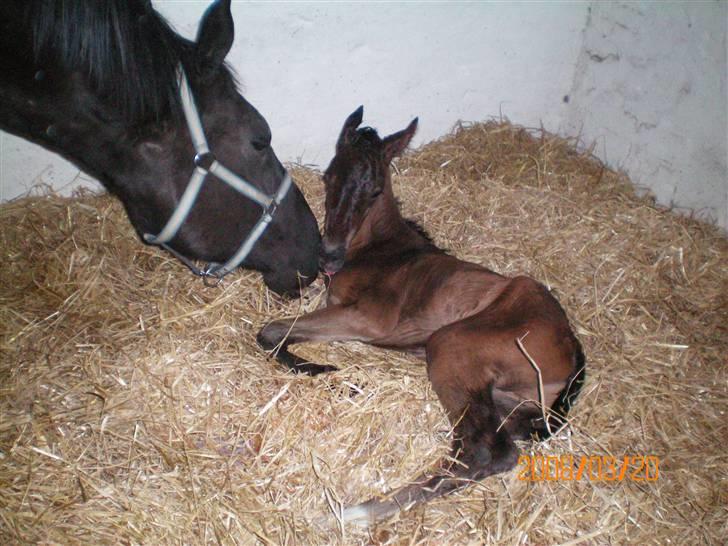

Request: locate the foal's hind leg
(425, 317), (573, 478)
(430, 377), (520, 485)
(425, 327), (525, 481)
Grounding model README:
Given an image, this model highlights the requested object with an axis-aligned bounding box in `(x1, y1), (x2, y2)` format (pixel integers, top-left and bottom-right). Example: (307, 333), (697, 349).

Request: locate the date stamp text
(517, 455), (659, 482)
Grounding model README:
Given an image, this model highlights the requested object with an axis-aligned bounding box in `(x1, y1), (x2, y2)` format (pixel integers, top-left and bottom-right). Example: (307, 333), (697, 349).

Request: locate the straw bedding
(1, 121), (726, 545)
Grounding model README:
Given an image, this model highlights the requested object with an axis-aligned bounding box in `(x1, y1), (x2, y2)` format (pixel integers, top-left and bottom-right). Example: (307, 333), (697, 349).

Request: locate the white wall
(1, 1), (725, 229)
(563, 1), (727, 227)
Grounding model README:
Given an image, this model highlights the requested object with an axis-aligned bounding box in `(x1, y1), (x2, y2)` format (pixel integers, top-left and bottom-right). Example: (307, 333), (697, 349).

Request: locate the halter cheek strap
(143, 65), (291, 281)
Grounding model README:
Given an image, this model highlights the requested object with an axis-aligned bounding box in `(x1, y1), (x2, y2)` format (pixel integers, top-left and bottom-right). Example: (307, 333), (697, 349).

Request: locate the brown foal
(258, 106), (585, 525)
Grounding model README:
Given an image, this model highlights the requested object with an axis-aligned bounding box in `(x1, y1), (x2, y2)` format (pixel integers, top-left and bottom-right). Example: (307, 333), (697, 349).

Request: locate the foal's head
(320, 106), (418, 273)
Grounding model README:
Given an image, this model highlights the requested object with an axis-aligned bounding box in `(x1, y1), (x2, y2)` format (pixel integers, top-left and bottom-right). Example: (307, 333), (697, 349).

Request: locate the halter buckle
(201, 263), (225, 286)
(194, 151), (216, 170)
(264, 200), (278, 221)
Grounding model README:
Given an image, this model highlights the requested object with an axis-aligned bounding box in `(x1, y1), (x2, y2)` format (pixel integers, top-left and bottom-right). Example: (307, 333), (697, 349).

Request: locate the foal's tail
(341, 466), (488, 527)
(341, 394), (518, 527)
(533, 338), (587, 441)
(341, 474), (450, 526)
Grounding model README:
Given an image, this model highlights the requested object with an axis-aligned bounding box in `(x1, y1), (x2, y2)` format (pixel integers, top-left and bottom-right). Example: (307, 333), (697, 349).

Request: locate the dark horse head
(0, 0), (320, 295)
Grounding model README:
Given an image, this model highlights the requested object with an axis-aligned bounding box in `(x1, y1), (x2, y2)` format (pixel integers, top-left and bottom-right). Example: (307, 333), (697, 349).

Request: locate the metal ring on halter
(194, 151), (216, 170)
(201, 263), (225, 286)
(264, 200), (278, 221)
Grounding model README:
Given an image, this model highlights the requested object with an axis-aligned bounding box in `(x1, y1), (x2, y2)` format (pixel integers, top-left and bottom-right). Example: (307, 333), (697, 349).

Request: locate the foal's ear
(196, 0), (234, 73)
(383, 118), (418, 163)
(336, 105), (364, 152)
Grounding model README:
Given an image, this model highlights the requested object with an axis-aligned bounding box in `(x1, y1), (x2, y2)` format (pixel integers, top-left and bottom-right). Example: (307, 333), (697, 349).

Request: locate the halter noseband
(143, 66), (291, 282)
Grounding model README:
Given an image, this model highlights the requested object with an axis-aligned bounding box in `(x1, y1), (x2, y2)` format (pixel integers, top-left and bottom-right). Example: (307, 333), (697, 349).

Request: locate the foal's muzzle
(319, 242), (345, 275)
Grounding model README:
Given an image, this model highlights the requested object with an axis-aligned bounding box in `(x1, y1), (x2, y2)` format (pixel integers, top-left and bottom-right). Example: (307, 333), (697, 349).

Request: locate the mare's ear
(196, 0), (234, 73)
(336, 105), (364, 152)
(382, 117), (418, 163)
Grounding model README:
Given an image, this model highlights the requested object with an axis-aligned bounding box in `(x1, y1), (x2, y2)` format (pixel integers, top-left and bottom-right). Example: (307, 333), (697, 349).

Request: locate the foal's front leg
(257, 305), (384, 376)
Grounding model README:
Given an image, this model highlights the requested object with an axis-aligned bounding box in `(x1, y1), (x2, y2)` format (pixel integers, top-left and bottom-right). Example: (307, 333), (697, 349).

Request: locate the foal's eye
(371, 188), (383, 199)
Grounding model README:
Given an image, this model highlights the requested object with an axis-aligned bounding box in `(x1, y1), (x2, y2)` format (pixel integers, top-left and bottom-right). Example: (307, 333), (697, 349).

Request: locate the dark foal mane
(351, 127), (383, 153)
(404, 218), (438, 246)
(26, 0), (189, 124)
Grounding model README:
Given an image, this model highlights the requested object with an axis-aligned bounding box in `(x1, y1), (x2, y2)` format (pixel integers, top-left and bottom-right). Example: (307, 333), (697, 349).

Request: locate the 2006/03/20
(517, 455), (660, 482)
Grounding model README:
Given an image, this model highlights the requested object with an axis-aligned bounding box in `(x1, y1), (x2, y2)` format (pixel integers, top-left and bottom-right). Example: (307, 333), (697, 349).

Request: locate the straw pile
(1, 121), (726, 545)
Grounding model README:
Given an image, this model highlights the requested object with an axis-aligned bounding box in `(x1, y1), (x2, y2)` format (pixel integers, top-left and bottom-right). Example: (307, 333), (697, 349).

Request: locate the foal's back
(327, 245), (504, 332)
(329, 233), (579, 404)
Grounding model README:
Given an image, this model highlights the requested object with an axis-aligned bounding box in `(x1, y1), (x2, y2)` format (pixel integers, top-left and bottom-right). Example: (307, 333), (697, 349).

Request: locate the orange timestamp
(517, 454), (659, 482)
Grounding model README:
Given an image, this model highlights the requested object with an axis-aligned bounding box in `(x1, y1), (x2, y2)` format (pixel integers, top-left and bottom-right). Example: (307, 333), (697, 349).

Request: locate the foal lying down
(258, 106), (585, 525)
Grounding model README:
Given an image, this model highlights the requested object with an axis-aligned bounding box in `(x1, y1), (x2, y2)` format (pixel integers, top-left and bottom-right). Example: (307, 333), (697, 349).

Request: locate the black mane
(27, 0), (189, 124)
(404, 218), (437, 245)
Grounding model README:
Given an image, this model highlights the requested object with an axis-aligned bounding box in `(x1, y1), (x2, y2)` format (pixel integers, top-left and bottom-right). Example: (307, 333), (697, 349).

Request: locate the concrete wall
(563, 1), (727, 227)
(1, 1), (725, 229)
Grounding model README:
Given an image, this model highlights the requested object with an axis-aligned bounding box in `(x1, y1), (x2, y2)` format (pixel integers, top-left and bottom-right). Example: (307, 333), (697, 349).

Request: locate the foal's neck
(347, 178), (428, 260)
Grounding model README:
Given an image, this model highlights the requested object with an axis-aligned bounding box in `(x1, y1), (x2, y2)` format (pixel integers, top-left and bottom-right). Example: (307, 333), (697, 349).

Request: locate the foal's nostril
(319, 244), (345, 273)
(318, 254), (328, 271)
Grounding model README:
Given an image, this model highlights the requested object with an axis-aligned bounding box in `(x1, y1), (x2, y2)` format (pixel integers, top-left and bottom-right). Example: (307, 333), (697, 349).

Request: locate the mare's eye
(251, 134), (271, 151)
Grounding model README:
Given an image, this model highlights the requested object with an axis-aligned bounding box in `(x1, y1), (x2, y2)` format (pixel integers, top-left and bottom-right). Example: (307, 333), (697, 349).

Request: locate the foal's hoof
(256, 328), (279, 351)
(293, 362), (339, 376)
